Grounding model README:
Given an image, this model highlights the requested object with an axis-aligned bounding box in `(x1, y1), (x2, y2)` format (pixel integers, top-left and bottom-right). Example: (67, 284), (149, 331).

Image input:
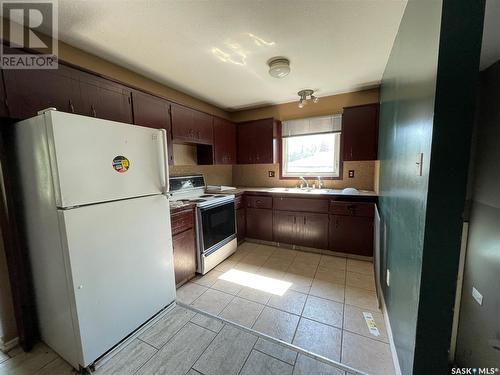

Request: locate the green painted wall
(378, 0), (484, 374)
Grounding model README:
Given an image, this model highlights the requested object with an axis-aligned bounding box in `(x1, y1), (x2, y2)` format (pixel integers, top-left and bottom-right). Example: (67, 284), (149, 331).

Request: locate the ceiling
(480, 0), (500, 70)
(56, 0), (407, 111)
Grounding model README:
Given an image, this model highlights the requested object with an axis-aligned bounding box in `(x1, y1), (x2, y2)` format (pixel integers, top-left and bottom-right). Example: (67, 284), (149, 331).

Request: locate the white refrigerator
(14, 110), (176, 371)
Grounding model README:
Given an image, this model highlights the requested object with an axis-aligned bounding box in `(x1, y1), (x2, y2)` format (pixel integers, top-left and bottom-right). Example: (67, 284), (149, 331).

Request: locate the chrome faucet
(299, 176), (309, 189)
(317, 176), (323, 189)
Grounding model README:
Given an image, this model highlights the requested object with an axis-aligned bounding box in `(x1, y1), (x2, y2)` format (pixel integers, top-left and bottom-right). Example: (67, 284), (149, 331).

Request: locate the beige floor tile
(191, 270), (223, 287)
(262, 257), (293, 272)
(137, 323), (215, 375)
(258, 267), (286, 280)
(33, 357), (74, 374)
(254, 338), (298, 365)
(314, 264), (346, 285)
(237, 286), (272, 305)
(309, 280), (345, 303)
(346, 271), (376, 291)
(176, 283), (208, 304)
(139, 306), (195, 348)
(282, 273), (313, 294)
(346, 259), (374, 276)
(270, 248), (299, 261)
(344, 287), (380, 311)
(292, 318), (342, 362)
(0, 344), (59, 375)
(214, 259), (238, 273)
(191, 289), (234, 315)
(240, 350), (293, 375)
(211, 279), (244, 295)
(287, 262), (318, 278)
(267, 290), (307, 315)
(193, 325), (257, 375)
(343, 305), (388, 343)
(319, 255), (347, 270)
(302, 295), (343, 328)
(341, 331), (395, 375)
(256, 244), (279, 256)
(219, 297), (265, 328)
(240, 254), (270, 267)
(190, 313), (224, 333)
(95, 339), (156, 375)
(293, 354), (344, 375)
(252, 307), (300, 343)
(233, 262), (261, 274)
(294, 252), (321, 266)
(237, 242), (261, 253)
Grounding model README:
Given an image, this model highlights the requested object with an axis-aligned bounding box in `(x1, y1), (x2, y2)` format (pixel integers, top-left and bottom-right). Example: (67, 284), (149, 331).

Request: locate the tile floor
(0, 242), (395, 375)
(0, 305), (358, 375)
(177, 242), (395, 375)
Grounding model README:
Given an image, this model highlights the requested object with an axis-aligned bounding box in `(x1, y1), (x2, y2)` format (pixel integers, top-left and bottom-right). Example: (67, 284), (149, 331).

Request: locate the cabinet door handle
(91, 105), (96, 117)
(304, 217), (306, 224)
(69, 99), (75, 113)
(294, 216), (296, 224)
(350, 147), (353, 160)
(197, 130), (200, 139)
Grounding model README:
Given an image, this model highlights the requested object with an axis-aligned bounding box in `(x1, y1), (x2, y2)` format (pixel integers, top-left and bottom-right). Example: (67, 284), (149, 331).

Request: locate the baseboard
(0, 336), (19, 353)
(380, 291), (403, 375)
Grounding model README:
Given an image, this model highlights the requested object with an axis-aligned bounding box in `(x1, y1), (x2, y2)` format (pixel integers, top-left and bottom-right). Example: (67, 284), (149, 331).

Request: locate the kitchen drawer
(274, 197), (329, 213)
(246, 195), (272, 209)
(329, 201), (374, 217)
(235, 194), (245, 210)
(171, 208), (194, 236)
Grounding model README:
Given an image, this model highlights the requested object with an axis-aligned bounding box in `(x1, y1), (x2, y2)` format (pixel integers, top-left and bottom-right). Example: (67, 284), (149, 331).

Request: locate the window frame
(278, 120), (344, 180)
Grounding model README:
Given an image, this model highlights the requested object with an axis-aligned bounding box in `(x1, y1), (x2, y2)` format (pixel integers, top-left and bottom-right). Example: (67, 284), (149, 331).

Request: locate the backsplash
(232, 161), (377, 191)
(169, 165), (233, 186)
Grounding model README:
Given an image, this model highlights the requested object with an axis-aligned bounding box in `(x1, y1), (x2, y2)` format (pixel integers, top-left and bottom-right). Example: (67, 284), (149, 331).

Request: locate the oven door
(198, 200), (236, 255)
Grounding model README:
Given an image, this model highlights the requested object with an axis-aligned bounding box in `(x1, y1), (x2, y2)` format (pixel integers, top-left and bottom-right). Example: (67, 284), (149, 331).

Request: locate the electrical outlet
(268, 171), (275, 178)
(472, 286), (483, 306)
(386, 269), (391, 287)
(348, 170), (355, 178)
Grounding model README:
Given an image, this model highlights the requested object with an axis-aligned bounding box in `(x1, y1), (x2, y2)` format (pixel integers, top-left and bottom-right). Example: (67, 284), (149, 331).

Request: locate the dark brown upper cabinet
(213, 117), (236, 164)
(171, 103), (214, 145)
(237, 118), (278, 164)
(3, 65), (82, 119)
(78, 71), (133, 124)
(132, 91), (173, 165)
(342, 103), (379, 161)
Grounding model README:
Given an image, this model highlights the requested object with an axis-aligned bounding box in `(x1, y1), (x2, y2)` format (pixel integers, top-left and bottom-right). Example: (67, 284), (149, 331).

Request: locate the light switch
(348, 170), (355, 178)
(472, 286), (483, 306)
(416, 153), (424, 176)
(268, 171), (275, 178)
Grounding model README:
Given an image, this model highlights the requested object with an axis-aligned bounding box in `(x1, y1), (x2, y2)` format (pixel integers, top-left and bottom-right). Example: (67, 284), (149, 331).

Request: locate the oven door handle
(199, 200), (235, 211)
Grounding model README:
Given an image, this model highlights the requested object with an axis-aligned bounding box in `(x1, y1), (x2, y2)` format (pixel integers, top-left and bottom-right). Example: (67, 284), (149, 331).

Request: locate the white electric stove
(169, 175), (237, 274)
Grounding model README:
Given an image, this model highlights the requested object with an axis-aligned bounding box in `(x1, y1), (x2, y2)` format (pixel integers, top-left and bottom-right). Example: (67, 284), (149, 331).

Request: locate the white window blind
(282, 114), (342, 138)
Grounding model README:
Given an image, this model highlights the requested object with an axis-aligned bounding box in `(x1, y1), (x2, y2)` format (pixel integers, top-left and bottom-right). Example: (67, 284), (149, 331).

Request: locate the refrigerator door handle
(159, 129), (170, 193)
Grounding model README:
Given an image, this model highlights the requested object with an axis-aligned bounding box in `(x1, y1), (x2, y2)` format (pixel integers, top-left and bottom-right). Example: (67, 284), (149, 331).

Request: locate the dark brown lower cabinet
(329, 215), (373, 256)
(298, 213), (329, 249)
(236, 208), (246, 243)
(172, 228), (196, 287)
(273, 210), (296, 244)
(273, 211), (328, 249)
(246, 208), (273, 241)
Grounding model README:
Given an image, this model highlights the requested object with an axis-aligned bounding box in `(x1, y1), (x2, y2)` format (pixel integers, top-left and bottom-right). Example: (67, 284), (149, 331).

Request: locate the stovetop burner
(200, 194), (214, 198)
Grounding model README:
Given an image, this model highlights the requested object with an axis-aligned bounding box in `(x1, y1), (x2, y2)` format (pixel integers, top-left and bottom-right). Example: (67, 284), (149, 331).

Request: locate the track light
(297, 89), (320, 108)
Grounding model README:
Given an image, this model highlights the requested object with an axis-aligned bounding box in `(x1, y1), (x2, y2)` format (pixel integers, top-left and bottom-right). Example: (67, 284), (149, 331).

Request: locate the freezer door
(59, 195), (175, 367)
(45, 111), (168, 208)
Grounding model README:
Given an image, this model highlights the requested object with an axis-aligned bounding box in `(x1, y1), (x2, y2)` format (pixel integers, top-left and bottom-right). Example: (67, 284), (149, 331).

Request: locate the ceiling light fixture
(297, 89), (320, 108)
(268, 57), (290, 78)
